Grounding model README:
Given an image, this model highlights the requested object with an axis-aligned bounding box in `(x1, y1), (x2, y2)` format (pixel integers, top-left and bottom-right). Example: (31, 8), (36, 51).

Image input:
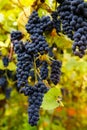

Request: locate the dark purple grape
(50, 60), (62, 85)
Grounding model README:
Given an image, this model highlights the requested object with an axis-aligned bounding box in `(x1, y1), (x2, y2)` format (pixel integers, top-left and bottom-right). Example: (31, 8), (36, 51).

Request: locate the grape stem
(9, 43), (13, 60)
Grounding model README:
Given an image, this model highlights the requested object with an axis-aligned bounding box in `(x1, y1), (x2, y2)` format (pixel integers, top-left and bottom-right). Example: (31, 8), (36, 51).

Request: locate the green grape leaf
(75, 60), (87, 73)
(7, 62), (16, 71)
(0, 94), (5, 100)
(52, 123), (65, 130)
(54, 34), (72, 49)
(0, 48), (8, 57)
(0, 59), (5, 70)
(42, 87), (61, 110)
(64, 58), (77, 71)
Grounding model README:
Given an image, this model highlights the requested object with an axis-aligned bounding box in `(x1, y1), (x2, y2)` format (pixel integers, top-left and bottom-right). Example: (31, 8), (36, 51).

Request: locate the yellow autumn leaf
(7, 62), (16, 71)
(20, 0), (35, 6)
(11, 0), (35, 6)
(0, 94), (5, 100)
(0, 36), (10, 48)
(0, 59), (5, 70)
(17, 6), (34, 34)
(0, 48), (8, 56)
(0, 41), (7, 47)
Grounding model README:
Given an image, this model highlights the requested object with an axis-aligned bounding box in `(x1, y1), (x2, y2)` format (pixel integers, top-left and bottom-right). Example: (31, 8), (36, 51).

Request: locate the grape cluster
(11, 10), (62, 126)
(11, 31), (23, 41)
(12, 10), (52, 90)
(0, 71), (13, 99)
(71, 0), (87, 17)
(26, 11), (53, 34)
(28, 81), (48, 126)
(25, 11), (53, 56)
(57, 0), (73, 39)
(20, 81), (49, 126)
(51, 11), (61, 34)
(13, 40), (33, 90)
(25, 35), (49, 57)
(56, 0), (87, 57)
(70, 0), (87, 57)
(40, 61), (48, 80)
(50, 60), (62, 85)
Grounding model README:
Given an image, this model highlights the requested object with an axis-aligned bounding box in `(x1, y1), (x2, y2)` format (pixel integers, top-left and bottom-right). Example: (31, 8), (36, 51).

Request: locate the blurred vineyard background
(0, 0), (87, 130)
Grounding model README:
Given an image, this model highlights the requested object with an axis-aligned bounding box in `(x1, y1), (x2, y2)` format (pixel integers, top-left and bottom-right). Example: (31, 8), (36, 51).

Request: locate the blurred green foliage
(0, 0), (87, 130)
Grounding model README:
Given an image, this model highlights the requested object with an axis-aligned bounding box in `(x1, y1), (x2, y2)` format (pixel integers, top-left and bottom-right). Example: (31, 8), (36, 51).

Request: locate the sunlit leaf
(0, 59), (5, 70)
(0, 48), (8, 56)
(0, 0), (9, 9)
(0, 37), (10, 48)
(0, 13), (4, 23)
(7, 62), (16, 71)
(11, 0), (35, 6)
(0, 94), (5, 100)
(64, 58), (77, 71)
(42, 87), (61, 110)
(17, 6), (33, 34)
(20, 0), (35, 6)
(0, 41), (7, 47)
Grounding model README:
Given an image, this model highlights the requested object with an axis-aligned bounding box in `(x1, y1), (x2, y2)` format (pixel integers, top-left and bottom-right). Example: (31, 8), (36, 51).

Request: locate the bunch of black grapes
(50, 60), (62, 85)
(20, 81), (49, 126)
(56, 0), (87, 57)
(0, 52), (17, 99)
(71, 0), (87, 57)
(51, 11), (61, 34)
(11, 10), (62, 126)
(57, 0), (73, 39)
(0, 69), (16, 99)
